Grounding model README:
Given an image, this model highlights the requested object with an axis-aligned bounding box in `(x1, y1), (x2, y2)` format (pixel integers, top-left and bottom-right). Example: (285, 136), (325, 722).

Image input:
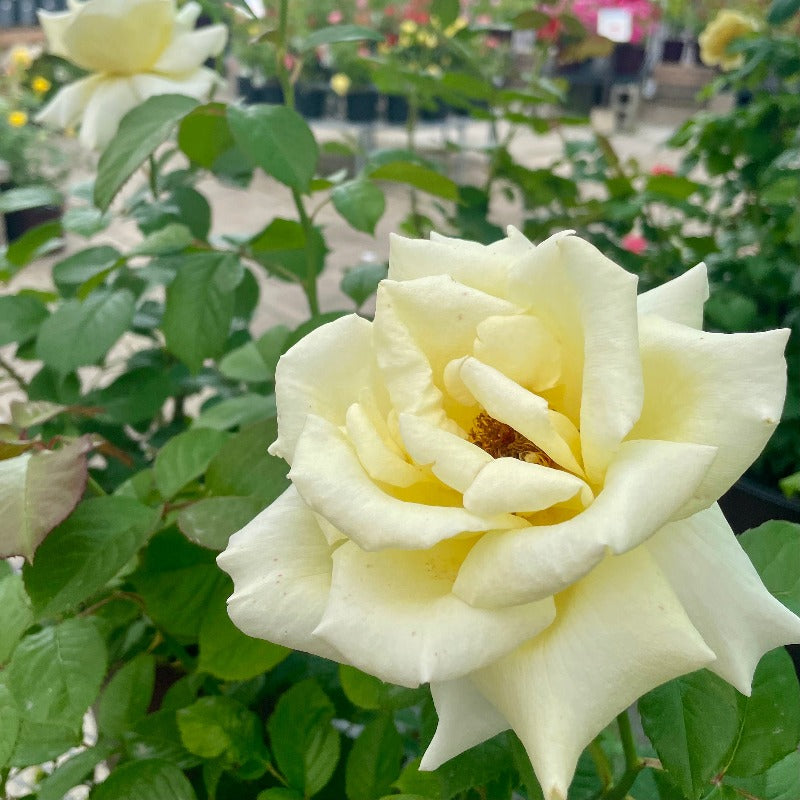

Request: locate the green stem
(405, 97), (425, 238)
(276, 0), (295, 109)
(0, 352), (27, 389)
(617, 710), (640, 771)
(588, 740), (614, 789)
(601, 763), (644, 800)
(291, 188), (320, 317)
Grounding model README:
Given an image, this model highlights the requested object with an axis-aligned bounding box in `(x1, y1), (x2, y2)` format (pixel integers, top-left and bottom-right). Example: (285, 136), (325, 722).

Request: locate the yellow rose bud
(400, 19), (418, 35)
(417, 31), (438, 48)
(7, 110), (28, 127)
(330, 72), (351, 96)
(32, 76), (52, 94)
(444, 16), (468, 37)
(699, 10), (759, 71)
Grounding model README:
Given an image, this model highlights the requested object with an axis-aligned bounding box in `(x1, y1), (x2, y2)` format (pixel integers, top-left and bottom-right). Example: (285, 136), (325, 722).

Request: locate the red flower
(537, 17), (562, 42)
(622, 232), (647, 255)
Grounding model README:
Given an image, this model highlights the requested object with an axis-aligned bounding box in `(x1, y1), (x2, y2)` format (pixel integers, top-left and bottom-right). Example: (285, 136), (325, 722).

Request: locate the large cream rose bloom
(36, 0), (227, 150)
(218, 229), (800, 800)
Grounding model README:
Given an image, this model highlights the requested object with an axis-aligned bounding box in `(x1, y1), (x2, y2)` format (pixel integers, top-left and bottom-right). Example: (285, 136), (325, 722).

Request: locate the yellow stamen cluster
(468, 411), (555, 467)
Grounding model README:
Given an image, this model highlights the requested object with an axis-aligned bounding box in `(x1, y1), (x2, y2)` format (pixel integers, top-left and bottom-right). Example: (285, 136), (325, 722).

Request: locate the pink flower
(622, 232), (647, 255)
(651, 164), (675, 176)
(476, 13), (492, 25)
(485, 35), (500, 49)
(327, 9), (343, 24)
(283, 53), (296, 70)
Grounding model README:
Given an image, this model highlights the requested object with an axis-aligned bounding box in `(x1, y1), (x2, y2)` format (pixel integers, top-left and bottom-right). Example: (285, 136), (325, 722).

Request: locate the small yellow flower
(32, 76), (52, 94)
(398, 34), (413, 48)
(444, 16), (468, 38)
(330, 72), (351, 96)
(9, 46), (33, 71)
(377, 42), (391, 55)
(699, 10), (759, 71)
(7, 110), (28, 127)
(417, 31), (438, 48)
(425, 64), (442, 77)
(399, 19), (418, 35)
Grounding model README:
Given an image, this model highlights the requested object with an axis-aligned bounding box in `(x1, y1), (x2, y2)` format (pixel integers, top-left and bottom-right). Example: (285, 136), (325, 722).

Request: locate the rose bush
(698, 9), (760, 70)
(36, 0), (227, 149)
(219, 227), (800, 800)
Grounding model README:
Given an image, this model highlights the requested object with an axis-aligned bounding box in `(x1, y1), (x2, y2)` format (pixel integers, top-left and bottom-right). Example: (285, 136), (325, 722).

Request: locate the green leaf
(171, 187), (211, 241)
(62, 205), (111, 237)
(94, 94), (200, 211)
(767, 0), (800, 25)
(52, 245), (122, 297)
(177, 695), (269, 777)
(87, 366), (176, 425)
(369, 162), (458, 200)
(193, 393), (277, 431)
(228, 105), (318, 193)
(0, 185), (62, 213)
(512, 9), (550, 29)
(339, 665), (424, 711)
(726, 752), (800, 800)
(638, 670), (741, 799)
(0, 438), (91, 561)
(346, 714), (403, 800)
(268, 679), (340, 795)
(0, 683), (20, 768)
(739, 521), (800, 615)
(23, 496), (159, 618)
(332, 179), (386, 234)
(131, 529), (227, 641)
(249, 217), (326, 281)
(726, 648), (800, 777)
(0, 570), (33, 664)
(341, 262), (387, 308)
(434, 734), (516, 800)
(178, 102), (236, 169)
(257, 790), (304, 800)
(218, 341), (273, 383)
(205, 417), (289, 503)
(0, 294), (48, 346)
(162, 252), (244, 372)
(431, 0), (459, 27)
(393, 758), (443, 798)
(645, 174), (701, 201)
(130, 223), (194, 256)
(36, 744), (115, 800)
(127, 710), (201, 769)
(6, 617), (107, 728)
(299, 24), (383, 52)
(197, 577), (289, 680)
(9, 720), (79, 767)
(2, 219), (63, 269)
(178, 495), (263, 551)
(154, 428), (229, 499)
(92, 758), (198, 800)
(36, 289), (135, 375)
(97, 653), (156, 740)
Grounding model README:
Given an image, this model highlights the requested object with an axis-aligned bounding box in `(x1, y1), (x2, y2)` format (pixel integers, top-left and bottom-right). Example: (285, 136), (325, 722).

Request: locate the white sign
(597, 8), (633, 43)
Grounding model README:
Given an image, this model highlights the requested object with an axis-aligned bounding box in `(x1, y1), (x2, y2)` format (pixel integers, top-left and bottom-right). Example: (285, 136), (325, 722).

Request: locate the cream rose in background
(218, 229), (800, 800)
(36, 0), (227, 150)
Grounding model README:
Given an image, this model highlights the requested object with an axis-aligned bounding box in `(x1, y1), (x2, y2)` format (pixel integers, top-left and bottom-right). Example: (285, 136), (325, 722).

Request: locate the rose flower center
(468, 411), (555, 467)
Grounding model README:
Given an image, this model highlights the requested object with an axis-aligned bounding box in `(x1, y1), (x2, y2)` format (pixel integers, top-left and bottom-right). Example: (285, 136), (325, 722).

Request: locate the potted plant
(294, 48), (330, 120)
(230, 16), (284, 104)
(331, 42), (380, 122)
(0, 46), (68, 241)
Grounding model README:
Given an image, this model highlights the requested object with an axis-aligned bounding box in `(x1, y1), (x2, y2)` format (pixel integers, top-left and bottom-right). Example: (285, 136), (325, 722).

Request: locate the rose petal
(631, 316), (789, 514)
(151, 24), (228, 74)
(78, 76), (141, 150)
(269, 314), (380, 464)
(472, 547), (715, 800)
(290, 415), (526, 551)
(314, 538), (555, 687)
(637, 263), (708, 329)
(387, 226), (534, 298)
(473, 314), (561, 392)
(421, 677), (509, 770)
(38, 8), (76, 58)
(175, 0), (202, 31)
(463, 458), (592, 516)
(398, 412), (492, 494)
(36, 74), (104, 130)
(647, 504), (800, 694)
(216, 487), (342, 661)
(456, 357), (584, 476)
(509, 235), (643, 484)
(453, 439), (717, 607)
(130, 68), (220, 102)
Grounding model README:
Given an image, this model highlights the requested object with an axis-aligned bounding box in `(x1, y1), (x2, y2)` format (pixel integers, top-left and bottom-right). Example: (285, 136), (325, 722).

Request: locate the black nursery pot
(419, 97), (448, 122)
(295, 84), (328, 119)
(612, 43), (647, 77)
(3, 203), (62, 242)
(385, 94), (410, 124)
(251, 81), (284, 105)
(345, 87), (380, 122)
(718, 476), (800, 535)
(661, 38), (685, 63)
